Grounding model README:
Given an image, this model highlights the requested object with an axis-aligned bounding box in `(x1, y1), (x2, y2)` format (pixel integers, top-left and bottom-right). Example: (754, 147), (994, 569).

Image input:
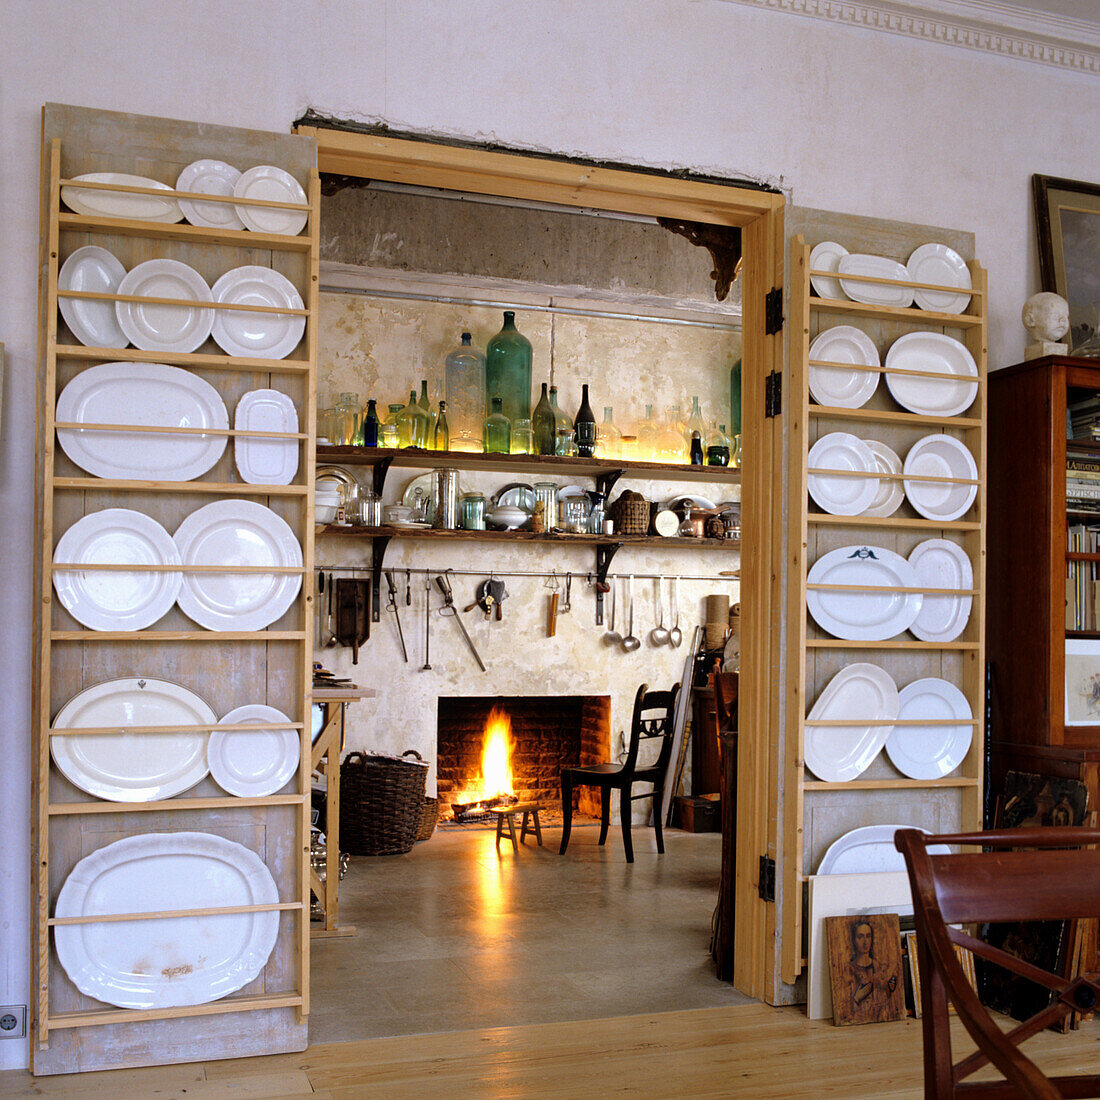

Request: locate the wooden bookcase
(32, 105), (317, 1074)
(781, 234), (988, 985)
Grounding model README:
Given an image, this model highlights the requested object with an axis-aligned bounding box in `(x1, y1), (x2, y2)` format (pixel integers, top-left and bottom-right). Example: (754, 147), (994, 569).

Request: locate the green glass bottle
(395, 392), (417, 448)
(706, 423), (731, 467)
(434, 400), (450, 451)
(532, 382), (556, 455)
(730, 359), (742, 437)
(549, 386), (572, 437)
(418, 380), (430, 410)
(573, 384), (597, 458)
(483, 396), (511, 454)
(381, 403), (403, 448)
(485, 311), (532, 423)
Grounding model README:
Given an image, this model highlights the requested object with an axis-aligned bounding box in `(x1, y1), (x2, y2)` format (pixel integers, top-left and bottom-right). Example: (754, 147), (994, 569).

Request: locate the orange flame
(454, 706), (515, 804)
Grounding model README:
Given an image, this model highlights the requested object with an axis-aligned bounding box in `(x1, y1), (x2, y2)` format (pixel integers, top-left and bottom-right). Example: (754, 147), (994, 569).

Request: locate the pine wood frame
(296, 125), (786, 1000)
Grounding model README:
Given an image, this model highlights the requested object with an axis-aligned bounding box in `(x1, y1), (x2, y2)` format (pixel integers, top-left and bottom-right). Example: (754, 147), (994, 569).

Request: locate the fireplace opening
(437, 696), (610, 822)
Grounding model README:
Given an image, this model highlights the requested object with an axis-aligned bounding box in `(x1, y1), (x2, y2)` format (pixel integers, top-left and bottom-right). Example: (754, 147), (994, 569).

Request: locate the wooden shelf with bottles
(779, 233), (988, 987)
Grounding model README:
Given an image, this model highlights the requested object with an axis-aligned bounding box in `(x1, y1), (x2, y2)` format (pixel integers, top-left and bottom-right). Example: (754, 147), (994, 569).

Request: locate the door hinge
(758, 855), (776, 903)
(765, 286), (784, 335)
(764, 371), (782, 418)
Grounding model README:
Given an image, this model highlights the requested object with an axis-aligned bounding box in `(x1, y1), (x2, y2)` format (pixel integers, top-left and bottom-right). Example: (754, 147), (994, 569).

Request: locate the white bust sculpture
(1023, 292), (1070, 359)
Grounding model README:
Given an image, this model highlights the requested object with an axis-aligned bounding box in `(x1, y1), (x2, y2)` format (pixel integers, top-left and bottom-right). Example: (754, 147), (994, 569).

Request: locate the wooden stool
(493, 801), (544, 853)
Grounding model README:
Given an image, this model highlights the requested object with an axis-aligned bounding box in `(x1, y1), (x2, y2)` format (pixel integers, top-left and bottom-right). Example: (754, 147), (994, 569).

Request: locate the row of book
(1068, 395), (1100, 442)
(1067, 522), (1100, 630)
(1067, 451), (1100, 512)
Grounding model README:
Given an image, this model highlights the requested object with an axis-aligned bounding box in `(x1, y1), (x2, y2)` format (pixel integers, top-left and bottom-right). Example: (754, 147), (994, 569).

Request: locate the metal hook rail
(313, 563), (738, 583)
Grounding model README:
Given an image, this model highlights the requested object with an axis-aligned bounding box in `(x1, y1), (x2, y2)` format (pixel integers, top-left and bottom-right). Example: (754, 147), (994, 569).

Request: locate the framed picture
(1034, 175), (1100, 349)
(1064, 638), (1100, 725)
(825, 912), (906, 1026)
(905, 930), (977, 1018)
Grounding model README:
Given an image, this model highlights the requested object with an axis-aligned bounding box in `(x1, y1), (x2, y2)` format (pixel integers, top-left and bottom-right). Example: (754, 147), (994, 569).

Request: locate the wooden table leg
(506, 812), (518, 853)
(495, 812), (505, 850)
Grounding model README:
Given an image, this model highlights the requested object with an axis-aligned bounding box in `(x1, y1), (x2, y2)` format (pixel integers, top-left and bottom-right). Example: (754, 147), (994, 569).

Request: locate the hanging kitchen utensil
(324, 569), (337, 647)
(435, 573), (487, 671)
(669, 576), (683, 648)
(334, 578), (370, 664)
(488, 577), (507, 621)
(561, 572), (572, 613)
(473, 578), (496, 619)
(621, 574), (641, 652)
(548, 589), (559, 636)
(603, 576), (622, 646)
(385, 570), (408, 663)
(650, 577), (670, 646)
(421, 576), (432, 671)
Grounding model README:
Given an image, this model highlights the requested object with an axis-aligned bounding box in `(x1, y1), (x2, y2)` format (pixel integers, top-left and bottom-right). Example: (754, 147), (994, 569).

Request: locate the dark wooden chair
(895, 826), (1100, 1099)
(559, 682), (680, 863)
(712, 671), (738, 979)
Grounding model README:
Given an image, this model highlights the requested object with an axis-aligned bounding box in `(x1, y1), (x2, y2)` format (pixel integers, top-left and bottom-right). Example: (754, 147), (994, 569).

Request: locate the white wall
(3, 0), (1100, 1070)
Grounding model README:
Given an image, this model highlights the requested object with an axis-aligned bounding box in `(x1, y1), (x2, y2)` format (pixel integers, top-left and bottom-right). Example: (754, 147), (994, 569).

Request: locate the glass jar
(555, 426), (576, 456)
(534, 482), (559, 530)
(444, 333), (486, 452)
(510, 417), (535, 455)
(485, 311), (532, 423)
(483, 396), (511, 454)
(563, 499), (589, 533)
(379, 403), (402, 448)
(706, 423), (731, 466)
(332, 392), (362, 446)
(586, 490), (606, 534)
(460, 492), (487, 531)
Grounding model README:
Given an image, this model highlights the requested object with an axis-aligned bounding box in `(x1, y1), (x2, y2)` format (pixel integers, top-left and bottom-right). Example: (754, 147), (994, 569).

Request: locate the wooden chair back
(622, 682), (680, 775)
(895, 826), (1100, 1099)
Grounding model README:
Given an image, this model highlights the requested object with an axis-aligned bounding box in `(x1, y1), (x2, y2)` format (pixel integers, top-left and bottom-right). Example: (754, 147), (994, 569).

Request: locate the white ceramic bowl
(903, 434), (977, 521)
(384, 505), (414, 525)
(487, 505), (527, 530)
(315, 501), (338, 524)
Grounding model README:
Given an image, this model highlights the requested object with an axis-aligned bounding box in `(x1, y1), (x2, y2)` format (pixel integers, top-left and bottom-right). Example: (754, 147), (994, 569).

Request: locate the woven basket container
(339, 750), (428, 856)
(612, 496), (650, 536)
(416, 797), (439, 842)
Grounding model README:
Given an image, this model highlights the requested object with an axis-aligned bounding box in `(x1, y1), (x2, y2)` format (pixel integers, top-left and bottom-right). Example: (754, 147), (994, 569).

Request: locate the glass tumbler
(510, 417), (535, 455)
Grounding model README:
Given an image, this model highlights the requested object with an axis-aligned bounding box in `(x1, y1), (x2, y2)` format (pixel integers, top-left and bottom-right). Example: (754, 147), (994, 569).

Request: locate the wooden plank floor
(3, 1004), (1098, 1098)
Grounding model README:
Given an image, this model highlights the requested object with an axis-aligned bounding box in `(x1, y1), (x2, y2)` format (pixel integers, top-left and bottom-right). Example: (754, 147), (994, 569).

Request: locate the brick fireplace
(436, 695), (611, 818)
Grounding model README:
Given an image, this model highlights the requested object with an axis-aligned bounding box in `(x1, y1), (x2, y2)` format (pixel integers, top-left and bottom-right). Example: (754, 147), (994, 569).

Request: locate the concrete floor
(309, 824), (752, 1043)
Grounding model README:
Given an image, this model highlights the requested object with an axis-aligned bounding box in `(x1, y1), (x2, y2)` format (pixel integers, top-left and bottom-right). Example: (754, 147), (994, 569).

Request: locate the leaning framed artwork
(1064, 638), (1100, 726)
(1034, 174), (1100, 350)
(825, 912), (906, 1026)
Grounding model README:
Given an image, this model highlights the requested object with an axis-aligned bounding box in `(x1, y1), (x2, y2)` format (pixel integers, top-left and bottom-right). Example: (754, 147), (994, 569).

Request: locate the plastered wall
(4, 0), (1100, 1068)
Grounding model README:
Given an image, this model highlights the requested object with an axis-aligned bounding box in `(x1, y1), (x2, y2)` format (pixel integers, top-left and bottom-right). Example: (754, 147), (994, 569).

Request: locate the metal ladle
(603, 576), (622, 646)
(669, 575), (683, 648)
(621, 574), (642, 652)
(649, 577), (670, 646)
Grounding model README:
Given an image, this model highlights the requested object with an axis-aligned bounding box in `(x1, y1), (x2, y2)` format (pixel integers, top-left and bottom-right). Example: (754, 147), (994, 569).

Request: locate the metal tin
(433, 468), (459, 529)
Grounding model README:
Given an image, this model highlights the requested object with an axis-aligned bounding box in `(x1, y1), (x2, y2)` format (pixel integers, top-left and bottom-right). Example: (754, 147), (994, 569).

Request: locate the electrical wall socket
(0, 1006), (27, 1039)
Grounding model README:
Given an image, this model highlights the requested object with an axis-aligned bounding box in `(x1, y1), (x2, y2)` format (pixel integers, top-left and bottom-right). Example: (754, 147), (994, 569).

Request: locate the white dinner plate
(806, 544), (922, 640)
(809, 240), (850, 301)
(907, 243), (973, 314)
(51, 677), (214, 802)
(817, 825), (949, 875)
(804, 663), (899, 782)
(209, 704), (300, 797)
(54, 831), (279, 1009)
(233, 166), (308, 235)
(807, 326), (880, 408)
(115, 258), (214, 353)
(56, 361), (228, 481)
(861, 441), (904, 518)
(838, 253), (915, 308)
(884, 331), (979, 417)
(58, 246), (129, 349)
(173, 500), (303, 631)
(61, 172), (183, 223)
(907, 538), (973, 643)
(886, 678), (973, 780)
(176, 159), (244, 231)
(807, 433), (879, 515)
(53, 509), (181, 631)
(234, 388), (299, 485)
(210, 266), (305, 359)
(903, 434), (978, 522)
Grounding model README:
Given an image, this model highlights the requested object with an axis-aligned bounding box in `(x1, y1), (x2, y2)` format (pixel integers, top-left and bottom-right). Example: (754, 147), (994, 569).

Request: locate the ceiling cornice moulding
(719, 0), (1100, 75)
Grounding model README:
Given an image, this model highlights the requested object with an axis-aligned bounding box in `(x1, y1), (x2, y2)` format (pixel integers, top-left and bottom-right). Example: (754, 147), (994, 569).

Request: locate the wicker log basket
(416, 797), (440, 841)
(340, 750), (429, 856)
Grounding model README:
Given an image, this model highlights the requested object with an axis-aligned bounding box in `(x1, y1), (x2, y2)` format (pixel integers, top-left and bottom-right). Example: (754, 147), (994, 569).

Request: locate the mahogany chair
(895, 826), (1100, 1099)
(558, 682), (680, 863)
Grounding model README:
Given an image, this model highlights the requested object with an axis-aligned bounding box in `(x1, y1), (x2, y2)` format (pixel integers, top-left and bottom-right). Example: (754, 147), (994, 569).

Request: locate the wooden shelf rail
(54, 344), (311, 372)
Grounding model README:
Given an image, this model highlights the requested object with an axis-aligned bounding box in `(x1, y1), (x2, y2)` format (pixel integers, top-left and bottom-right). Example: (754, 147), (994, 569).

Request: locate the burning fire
(454, 706), (515, 806)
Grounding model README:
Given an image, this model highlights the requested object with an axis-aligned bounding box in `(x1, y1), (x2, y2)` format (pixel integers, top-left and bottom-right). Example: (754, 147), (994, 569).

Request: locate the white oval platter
(904, 434), (978, 522)
(211, 266), (305, 360)
(861, 440), (904, 518)
(233, 166), (308, 235)
(807, 326), (880, 409)
(54, 831), (279, 1009)
(61, 172), (183, 223)
(176, 159), (244, 231)
(817, 824), (949, 875)
(804, 663), (899, 783)
(51, 677), (214, 801)
(908, 538), (973, 642)
(885, 678), (973, 780)
(173, 500), (302, 631)
(884, 331), (978, 416)
(53, 509), (181, 631)
(234, 389), (299, 485)
(58, 245), (129, 349)
(56, 361), (228, 481)
(907, 242), (972, 314)
(209, 704), (300, 797)
(806, 544), (922, 641)
(837, 253), (914, 308)
(807, 433), (879, 516)
(115, 258), (214, 354)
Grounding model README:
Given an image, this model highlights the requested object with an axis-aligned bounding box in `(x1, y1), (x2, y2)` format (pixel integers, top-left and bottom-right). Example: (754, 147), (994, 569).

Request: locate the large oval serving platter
(61, 172), (183, 223)
(51, 677), (214, 801)
(885, 678), (973, 780)
(58, 246), (129, 349)
(209, 704), (300, 797)
(817, 824), (949, 875)
(54, 831), (279, 1009)
(806, 544), (922, 640)
(908, 538), (973, 642)
(837, 253), (914, 308)
(234, 388), (299, 485)
(804, 663), (898, 782)
(56, 362), (228, 481)
(884, 331), (978, 417)
(173, 500), (302, 631)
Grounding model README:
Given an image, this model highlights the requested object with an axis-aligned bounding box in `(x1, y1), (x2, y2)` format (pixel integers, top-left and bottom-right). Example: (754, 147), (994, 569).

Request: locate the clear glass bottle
(573, 383), (597, 458)
(706, 423), (731, 467)
(555, 426), (576, 456)
(434, 400), (450, 451)
(686, 395), (707, 444)
(362, 398), (379, 447)
(483, 396), (511, 454)
(380, 403), (403, 448)
(532, 382), (556, 455)
(657, 406), (688, 464)
(444, 332), (486, 452)
(333, 392), (362, 446)
(510, 417), (534, 455)
(595, 406), (623, 460)
(670, 403), (688, 448)
(637, 403), (660, 461)
(485, 311), (532, 423)
(418, 380), (435, 449)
